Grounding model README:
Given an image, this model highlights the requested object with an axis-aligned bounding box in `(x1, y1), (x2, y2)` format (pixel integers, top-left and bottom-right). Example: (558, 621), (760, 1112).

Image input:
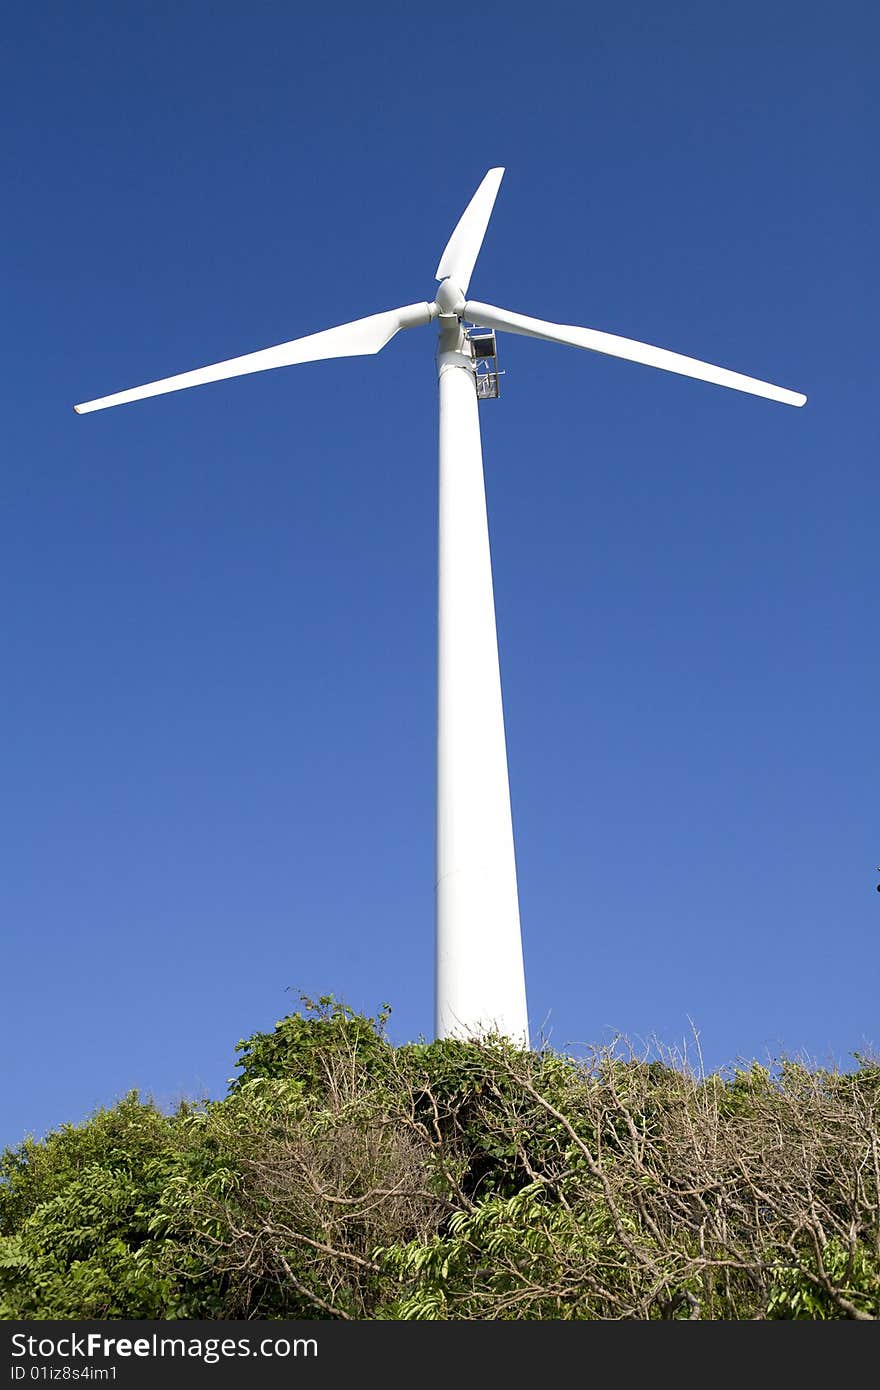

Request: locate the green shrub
(2, 1000), (878, 1320)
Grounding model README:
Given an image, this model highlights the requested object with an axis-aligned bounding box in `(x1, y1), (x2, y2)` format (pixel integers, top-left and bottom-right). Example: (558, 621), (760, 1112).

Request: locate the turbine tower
(73, 168), (807, 1048)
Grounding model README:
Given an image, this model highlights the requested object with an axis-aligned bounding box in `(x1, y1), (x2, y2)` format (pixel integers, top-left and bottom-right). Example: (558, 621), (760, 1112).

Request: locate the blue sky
(2, 2), (877, 1149)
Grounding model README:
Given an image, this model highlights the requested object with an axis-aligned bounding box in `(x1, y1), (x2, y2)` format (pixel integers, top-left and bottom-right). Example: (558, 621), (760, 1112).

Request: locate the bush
(2, 998), (878, 1319)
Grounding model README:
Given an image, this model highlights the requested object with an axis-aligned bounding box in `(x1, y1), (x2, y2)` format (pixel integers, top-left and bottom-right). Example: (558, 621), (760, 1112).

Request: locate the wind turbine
(74, 168), (807, 1048)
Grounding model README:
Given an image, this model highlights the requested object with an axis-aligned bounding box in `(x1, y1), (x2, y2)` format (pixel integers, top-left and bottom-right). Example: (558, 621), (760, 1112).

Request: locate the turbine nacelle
(434, 278), (467, 318)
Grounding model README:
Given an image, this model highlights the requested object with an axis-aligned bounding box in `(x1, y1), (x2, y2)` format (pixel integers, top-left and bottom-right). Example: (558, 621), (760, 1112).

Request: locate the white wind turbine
(74, 168), (807, 1048)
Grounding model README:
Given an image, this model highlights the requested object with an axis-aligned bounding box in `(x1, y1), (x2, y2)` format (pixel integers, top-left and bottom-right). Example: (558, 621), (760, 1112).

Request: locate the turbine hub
(435, 278), (466, 317)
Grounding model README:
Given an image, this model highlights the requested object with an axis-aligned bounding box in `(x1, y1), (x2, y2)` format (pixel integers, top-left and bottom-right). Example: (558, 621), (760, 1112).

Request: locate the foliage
(2, 999), (878, 1319)
(0, 1094), (192, 1318)
(230, 994), (394, 1097)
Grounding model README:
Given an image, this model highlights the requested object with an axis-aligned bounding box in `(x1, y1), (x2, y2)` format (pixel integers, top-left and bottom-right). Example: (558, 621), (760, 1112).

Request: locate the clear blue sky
(2, 2), (877, 1150)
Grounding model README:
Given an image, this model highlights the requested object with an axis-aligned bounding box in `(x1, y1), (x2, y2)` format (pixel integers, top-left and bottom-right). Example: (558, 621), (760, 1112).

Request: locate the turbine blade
(435, 168), (504, 297)
(464, 299), (807, 407)
(74, 302), (433, 414)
